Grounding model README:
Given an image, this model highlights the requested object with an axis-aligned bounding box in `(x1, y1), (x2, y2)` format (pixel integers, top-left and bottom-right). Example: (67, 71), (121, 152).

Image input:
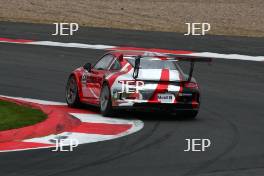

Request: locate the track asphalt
(0, 22), (264, 176)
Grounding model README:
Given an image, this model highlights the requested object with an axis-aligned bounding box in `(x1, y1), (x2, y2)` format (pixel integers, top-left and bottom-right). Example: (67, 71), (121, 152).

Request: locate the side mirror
(83, 63), (92, 72)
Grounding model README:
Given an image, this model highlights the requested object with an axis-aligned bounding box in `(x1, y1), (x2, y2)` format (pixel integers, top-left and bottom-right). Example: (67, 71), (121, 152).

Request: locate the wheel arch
(101, 79), (113, 99)
(69, 71), (84, 100)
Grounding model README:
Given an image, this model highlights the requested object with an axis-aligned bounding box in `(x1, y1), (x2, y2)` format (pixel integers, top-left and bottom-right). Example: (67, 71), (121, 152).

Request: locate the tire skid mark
(44, 122), (173, 176)
(194, 166), (264, 176)
(182, 108), (240, 176)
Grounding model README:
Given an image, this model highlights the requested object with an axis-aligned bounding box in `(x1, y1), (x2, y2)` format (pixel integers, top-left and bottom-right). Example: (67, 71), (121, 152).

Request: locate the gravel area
(0, 0), (263, 37)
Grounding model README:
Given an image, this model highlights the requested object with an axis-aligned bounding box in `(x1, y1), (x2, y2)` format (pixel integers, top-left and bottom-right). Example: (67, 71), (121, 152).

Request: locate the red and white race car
(66, 51), (211, 118)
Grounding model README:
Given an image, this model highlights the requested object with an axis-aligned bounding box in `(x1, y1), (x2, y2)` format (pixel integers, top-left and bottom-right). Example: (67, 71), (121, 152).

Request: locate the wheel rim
(100, 86), (109, 111)
(66, 77), (77, 104)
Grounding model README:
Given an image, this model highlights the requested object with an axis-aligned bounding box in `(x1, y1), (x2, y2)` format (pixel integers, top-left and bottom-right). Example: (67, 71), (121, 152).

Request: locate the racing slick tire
(100, 83), (114, 116)
(65, 75), (81, 107)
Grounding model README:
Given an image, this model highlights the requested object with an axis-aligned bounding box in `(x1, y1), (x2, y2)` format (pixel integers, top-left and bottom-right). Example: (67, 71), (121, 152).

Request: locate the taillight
(184, 82), (199, 89)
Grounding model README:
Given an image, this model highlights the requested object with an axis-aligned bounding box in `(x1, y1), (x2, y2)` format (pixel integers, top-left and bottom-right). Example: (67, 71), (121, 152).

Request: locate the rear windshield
(126, 57), (179, 70)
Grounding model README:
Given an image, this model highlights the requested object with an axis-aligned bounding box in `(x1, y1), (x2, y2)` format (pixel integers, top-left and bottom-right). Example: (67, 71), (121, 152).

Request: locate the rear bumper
(134, 102), (198, 109)
(113, 101), (199, 112)
(111, 86), (200, 112)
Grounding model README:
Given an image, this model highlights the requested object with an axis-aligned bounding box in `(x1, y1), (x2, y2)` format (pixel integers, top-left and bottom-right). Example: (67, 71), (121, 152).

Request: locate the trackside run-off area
(0, 96), (144, 152)
(0, 100), (47, 131)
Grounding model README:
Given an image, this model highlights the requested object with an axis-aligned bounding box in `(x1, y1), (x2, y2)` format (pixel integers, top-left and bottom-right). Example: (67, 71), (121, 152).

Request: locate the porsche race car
(65, 51), (211, 118)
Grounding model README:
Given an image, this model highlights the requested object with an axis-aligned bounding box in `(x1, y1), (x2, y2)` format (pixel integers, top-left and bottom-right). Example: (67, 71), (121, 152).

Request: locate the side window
(93, 54), (114, 70)
(110, 59), (121, 70)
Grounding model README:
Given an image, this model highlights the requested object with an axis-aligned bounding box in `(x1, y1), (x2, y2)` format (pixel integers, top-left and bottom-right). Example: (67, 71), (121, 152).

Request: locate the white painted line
(0, 95), (67, 105)
(0, 145), (54, 153)
(189, 52), (264, 62)
(24, 118), (144, 145)
(23, 113), (144, 145)
(70, 113), (139, 125)
(24, 132), (118, 145)
(28, 41), (114, 49)
(0, 37), (263, 62)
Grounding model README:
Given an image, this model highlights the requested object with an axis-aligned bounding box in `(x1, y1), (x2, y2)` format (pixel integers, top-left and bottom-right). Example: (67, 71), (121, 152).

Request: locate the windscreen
(126, 57), (180, 70)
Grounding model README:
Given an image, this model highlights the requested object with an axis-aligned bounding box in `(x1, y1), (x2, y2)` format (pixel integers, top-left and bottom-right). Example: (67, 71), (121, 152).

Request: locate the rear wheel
(66, 75), (81, 107)
(100, 83), (114, 116)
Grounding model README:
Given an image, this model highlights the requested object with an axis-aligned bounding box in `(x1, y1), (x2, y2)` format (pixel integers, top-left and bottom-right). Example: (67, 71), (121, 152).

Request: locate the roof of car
(108, 50), (212, 62)
(108, 50), (168, 58)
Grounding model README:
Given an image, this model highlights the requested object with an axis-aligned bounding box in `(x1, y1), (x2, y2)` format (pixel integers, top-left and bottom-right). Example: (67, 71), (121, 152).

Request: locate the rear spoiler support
(170, 55), (212, 82)
(187, 61), (195, 82)
(133, 56), (141, 79)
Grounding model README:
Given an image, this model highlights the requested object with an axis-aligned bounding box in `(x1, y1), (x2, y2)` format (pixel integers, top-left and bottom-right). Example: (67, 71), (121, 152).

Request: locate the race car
(65, 50), (211, 118)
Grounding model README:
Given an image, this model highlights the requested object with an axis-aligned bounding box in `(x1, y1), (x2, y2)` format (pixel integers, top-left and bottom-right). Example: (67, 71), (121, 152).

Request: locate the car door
(84, 54), (114, 102)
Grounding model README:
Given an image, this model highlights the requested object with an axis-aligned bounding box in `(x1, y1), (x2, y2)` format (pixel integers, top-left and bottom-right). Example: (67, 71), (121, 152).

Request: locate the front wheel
(65, 75), (81, 107)
(100, 83), (114, 116)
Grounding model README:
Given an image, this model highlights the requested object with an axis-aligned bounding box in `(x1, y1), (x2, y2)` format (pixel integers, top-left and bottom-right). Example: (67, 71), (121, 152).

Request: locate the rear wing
(167, 54), (212, 62)
(168, 54), (212, 82)
(133, 54), (212, 82)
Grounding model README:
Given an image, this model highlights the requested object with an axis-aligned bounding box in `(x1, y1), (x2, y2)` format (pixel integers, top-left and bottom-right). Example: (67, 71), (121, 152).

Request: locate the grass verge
(0, 100), (47, 131)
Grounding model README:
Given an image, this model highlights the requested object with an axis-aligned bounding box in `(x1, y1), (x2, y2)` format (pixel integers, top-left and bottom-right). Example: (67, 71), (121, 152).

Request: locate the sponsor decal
(81, 70), (89, 84)
(157, 93), (175, 103)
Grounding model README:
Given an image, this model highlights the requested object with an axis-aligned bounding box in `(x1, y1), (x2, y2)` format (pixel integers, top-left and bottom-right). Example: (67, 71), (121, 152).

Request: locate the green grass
(0, 100), (47, 131)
